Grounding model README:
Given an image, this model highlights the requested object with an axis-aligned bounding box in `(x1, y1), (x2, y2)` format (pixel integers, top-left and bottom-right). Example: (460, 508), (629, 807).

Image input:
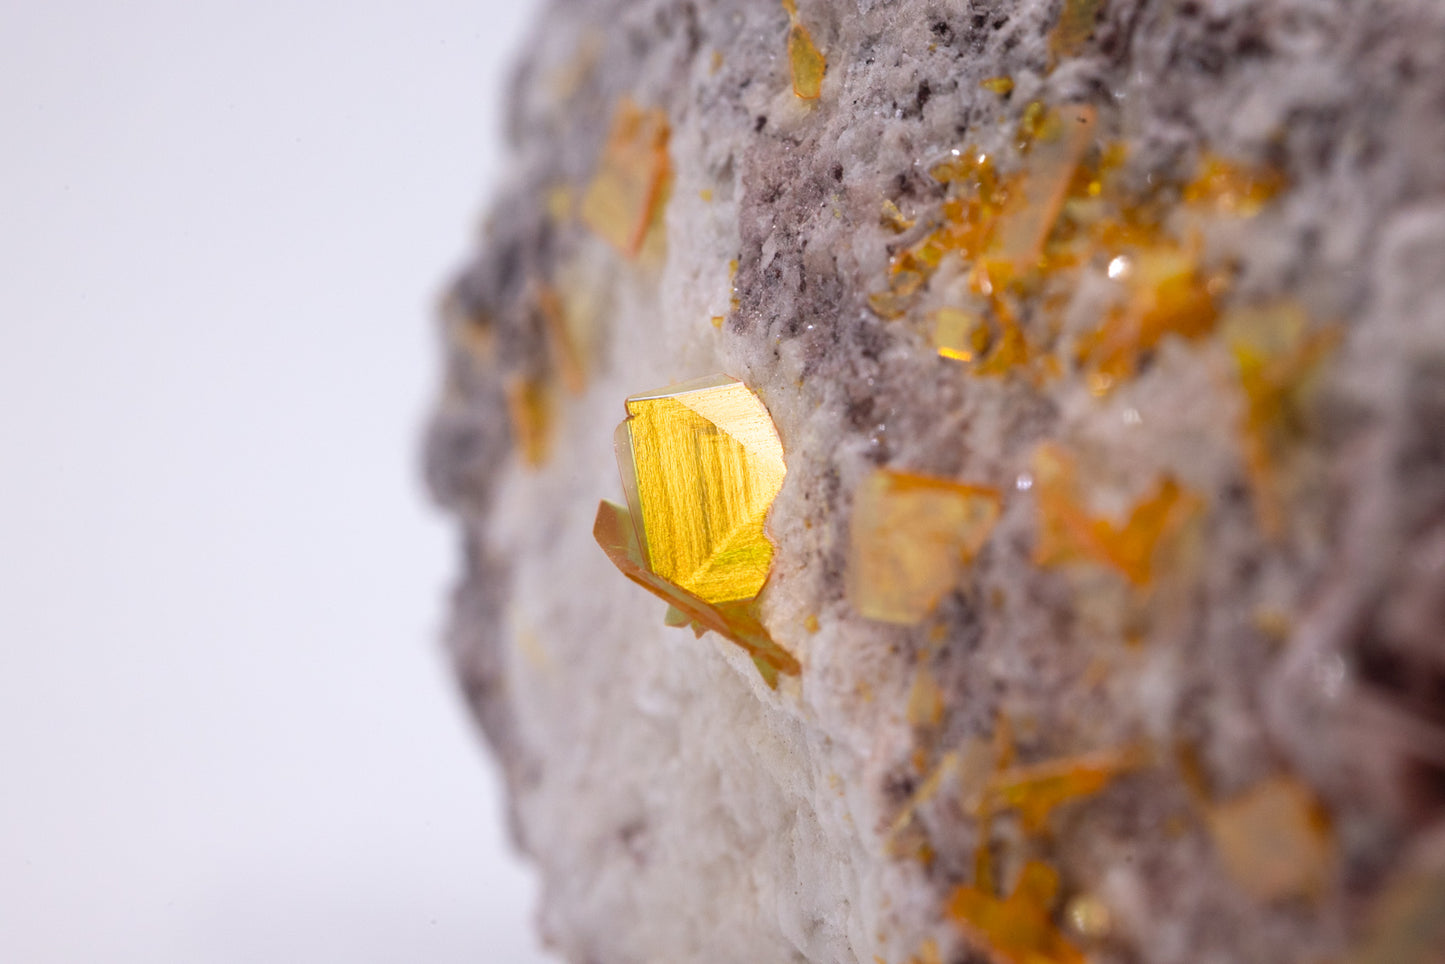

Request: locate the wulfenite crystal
(581, 97), (670, 258)
(848, 468), (1001, 625)
(781, 0), (825, 100)
(594, 375), (798, 685)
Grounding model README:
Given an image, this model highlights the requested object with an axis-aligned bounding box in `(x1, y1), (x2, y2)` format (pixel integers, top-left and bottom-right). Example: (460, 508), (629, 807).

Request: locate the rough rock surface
(425, 1), (1445, 961)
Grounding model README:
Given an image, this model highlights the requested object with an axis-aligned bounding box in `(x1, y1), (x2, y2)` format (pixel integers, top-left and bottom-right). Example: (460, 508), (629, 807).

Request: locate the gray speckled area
(425, 1), (1445, 961)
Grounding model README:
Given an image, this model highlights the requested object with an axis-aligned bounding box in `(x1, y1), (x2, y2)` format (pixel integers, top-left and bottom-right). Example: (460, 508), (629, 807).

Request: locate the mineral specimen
(426, 0), (1445, 960)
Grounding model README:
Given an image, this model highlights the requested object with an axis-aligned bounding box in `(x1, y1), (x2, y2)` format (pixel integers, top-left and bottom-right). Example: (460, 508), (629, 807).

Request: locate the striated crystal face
(615, 375), (787, 605)
(594, 375), (797, 685)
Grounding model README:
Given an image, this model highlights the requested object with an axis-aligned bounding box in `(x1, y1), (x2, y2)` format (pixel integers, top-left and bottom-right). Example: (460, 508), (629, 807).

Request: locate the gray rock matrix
(426, 0), (1445, 961)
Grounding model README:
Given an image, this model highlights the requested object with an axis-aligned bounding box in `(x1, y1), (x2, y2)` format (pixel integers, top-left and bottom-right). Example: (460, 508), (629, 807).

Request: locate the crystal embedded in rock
(848, 468), (1001, 625)
(1207, 775), (1335, 902)
(580, 97), (671, 258)
(781, 0), (825, 100)
(594, 375), (797, 684)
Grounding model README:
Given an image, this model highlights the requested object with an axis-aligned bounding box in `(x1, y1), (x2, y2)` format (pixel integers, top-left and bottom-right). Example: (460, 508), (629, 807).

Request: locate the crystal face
(782, 0), (825, 100)
(580, 97), (670, 259)
(594, 375), (797, 685)
(848, 468), (1001, 625)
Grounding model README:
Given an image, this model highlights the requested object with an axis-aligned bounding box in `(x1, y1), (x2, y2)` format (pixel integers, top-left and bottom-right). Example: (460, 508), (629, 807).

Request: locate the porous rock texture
(425, 1), (1445, 961)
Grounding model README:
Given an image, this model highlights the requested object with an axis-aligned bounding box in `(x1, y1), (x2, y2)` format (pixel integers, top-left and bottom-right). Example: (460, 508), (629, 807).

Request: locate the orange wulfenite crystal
(907, 668), (946, 728)
(1223, 303), (1340, 535)
(989, 104), (1096, 281)
(504, 374), (552, 468)
(1183, 153), (1286, 217)
(580, 98), (670, 258)
(933, 307), (990, 362)
(782, 0), (825, 99)
(981, 76), (1015, 95)
(1077, 242), (1222, 392)
(1207, 775), (1334, 902)
(848, 468), (1002, 624)
(948, 861), (1085, 964)
(593, 375), (798, 686)
(537, 283), (586, 394)
(987, 748), (1139, 833)
(1031, 444), (1200, 586)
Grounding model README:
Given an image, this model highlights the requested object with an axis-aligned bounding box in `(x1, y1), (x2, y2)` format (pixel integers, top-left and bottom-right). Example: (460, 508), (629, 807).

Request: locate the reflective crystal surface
(594, 375), (796, 684)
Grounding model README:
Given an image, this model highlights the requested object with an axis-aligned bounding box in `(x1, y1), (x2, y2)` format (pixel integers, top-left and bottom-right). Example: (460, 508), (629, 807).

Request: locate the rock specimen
(425, 0), (1445, 960)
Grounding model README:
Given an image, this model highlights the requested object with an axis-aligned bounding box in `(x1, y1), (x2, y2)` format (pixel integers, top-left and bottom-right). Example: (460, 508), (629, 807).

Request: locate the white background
(0, 2), (554, 960)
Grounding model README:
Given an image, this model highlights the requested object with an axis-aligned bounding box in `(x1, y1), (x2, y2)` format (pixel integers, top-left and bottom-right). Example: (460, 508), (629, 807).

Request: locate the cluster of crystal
(593, 375), (798, 685)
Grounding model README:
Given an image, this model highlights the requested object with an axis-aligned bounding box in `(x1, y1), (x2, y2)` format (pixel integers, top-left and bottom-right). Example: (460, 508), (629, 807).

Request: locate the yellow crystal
(1207, 775), (1334, 902)
(1076, 242), (1222, 390)
(594, 375), (799, 685)
(848, 468), (1001, 625)
(580, 97), (670, 258)
(880, 198), (915, 232)
(1223, 302), (1339, 536)
(504, 374), (552, 468)
(1031, 444), (1200, 586)
(616, 375), (787, 603)
(986, 747), (1139, 833)
(782, 0), (825, 99)
(990, 104), (1096, 280)
(934, 307), (990, 362)
(1183, 153), (1286, 217)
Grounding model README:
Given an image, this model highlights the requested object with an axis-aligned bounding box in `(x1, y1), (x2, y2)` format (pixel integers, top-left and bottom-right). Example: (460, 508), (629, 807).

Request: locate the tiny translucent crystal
(880, 198), (915, 232)
(1183, 154), (1285, 217)
(934, 307), (990, 362)
(848, 468), (1001, 625)
(1223, 302), (1339, 535)
(504, 374), (552, 468)
(987, 748), (1138, 833)
(594, 375), (799, 684)
(782, 0), (825, 99)
(580, 97), (670, 258)
(991, 104), (1096, 279)
(537, 283), (586, 394)
(1207, 775), (1334, 902)
(1031, 444), (1199, 586)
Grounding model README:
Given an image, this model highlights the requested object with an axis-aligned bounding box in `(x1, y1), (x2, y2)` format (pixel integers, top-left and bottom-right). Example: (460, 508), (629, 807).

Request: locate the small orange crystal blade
(593, 500), (800, 683)
(992, 104), (1096, 278)
(788, 22), (825, 99)
(580, 98), (670, 258)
